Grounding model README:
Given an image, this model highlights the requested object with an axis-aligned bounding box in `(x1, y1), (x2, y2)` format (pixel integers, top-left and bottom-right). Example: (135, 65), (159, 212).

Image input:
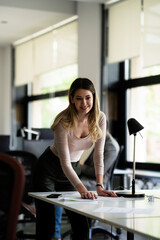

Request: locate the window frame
(101, 8), (160, 172)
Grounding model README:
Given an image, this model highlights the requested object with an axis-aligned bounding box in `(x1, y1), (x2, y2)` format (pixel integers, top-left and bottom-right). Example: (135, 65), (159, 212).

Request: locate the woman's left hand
(97, 188), (117, 197)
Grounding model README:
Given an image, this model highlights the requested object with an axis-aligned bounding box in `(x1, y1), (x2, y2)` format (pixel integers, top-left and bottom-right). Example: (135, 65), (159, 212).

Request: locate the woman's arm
(93, 112), (106, 177)
(54, 124), (97, 199)
(54, 124), (82, 187)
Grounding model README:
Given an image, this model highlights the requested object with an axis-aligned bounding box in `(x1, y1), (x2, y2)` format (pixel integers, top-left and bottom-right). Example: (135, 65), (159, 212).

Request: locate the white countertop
(29, 189), (160, 240)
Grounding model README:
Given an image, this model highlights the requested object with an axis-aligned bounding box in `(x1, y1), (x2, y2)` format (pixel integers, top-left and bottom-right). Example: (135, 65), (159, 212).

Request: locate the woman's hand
(96, 187), (117, 197)
(80, 191), (97, 200)
(76, 182), (97, 200)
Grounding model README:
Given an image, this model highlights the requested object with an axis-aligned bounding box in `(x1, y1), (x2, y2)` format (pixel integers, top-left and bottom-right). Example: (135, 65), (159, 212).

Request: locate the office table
(29, 190), (160, 240)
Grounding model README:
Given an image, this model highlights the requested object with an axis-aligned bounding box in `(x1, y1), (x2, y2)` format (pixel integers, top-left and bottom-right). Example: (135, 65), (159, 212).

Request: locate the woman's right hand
(81, 191), (97, 200)
(76, 182), (97, 200)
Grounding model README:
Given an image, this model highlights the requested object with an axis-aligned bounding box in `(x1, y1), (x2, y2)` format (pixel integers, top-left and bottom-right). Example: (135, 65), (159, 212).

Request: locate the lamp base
(116, 192), (145, 198)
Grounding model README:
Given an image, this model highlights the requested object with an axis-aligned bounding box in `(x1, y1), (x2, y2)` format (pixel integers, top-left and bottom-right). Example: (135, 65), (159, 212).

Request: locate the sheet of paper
(59, 194), (98, 202)
(58, 193), (128, 202)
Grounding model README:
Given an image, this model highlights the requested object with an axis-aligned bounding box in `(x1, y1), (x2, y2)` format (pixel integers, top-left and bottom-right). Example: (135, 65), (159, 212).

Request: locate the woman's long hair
(51, 78), (102, 141)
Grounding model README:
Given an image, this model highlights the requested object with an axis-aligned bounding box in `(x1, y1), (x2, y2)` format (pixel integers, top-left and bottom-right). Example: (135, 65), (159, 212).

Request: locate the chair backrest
(0, 153), (25, 240)
(5, 151), (37, 204)
(108, 145), (124, 190)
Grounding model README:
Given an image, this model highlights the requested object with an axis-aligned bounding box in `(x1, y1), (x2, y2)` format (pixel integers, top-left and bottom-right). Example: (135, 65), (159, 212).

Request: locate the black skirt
(32, 146), (81, 192)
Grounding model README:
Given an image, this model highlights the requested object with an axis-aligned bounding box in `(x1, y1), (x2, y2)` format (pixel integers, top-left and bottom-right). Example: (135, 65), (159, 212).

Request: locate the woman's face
(71, 89), (94, 115)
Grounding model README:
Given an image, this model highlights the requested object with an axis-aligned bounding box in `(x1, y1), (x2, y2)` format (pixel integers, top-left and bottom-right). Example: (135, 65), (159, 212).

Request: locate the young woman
(32, 78), (117, 240)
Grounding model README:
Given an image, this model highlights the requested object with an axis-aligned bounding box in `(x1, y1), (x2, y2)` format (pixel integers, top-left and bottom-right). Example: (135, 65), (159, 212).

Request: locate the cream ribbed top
(50, 111), (106, 187)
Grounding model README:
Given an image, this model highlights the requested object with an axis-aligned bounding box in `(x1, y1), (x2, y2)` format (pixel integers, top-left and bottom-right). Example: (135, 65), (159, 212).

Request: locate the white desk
(29, 190), (160, 240)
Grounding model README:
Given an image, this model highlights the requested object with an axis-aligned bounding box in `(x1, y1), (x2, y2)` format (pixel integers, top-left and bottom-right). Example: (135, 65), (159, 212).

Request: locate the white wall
(0, 46), (12, 134)
(78, 2), (102, 96)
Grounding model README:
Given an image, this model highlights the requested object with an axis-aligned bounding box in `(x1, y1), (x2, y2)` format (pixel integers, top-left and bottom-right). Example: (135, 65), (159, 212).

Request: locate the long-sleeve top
(50, 111), (106, 187)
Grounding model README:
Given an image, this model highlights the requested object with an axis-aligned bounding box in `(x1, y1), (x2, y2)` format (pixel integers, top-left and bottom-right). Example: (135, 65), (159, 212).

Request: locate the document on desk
(59, 193), (98, 202)
(58, 193), (126, 203)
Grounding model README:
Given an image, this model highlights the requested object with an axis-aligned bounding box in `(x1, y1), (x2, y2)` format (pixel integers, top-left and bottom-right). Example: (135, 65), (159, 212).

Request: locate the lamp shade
(127, 118), (144, 135)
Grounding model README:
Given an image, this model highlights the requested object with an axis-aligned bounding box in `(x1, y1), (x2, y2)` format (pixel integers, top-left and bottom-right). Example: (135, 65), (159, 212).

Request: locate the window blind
(143, 0), (160, 67)
(15, 21), (77, 86)
(15, 41), (33, 86)
(108, 0), (141, 64)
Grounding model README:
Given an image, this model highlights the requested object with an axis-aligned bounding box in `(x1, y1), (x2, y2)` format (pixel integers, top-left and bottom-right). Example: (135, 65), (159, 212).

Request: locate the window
(31, 96), (69, 128)
(32, 64), (77, 95)
(15, 19), (78, 130)
(130, 57), (160, 79)
(30, 20), (78, 128)
(127, 84), (160, 164)
(102, 2), (160, 170)
(126, 35), (160, 166)
(31, 64), (77, 128)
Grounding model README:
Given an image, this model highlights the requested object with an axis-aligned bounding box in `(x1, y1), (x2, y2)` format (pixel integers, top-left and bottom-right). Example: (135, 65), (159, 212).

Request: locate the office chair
(6, 151), (37, 203)
(108, 145), (124, 190)
(0, 153), (25, 240)
(6, 150), (38, 239)
(7, 150), (72, 240)
(89, 145), (124, 240)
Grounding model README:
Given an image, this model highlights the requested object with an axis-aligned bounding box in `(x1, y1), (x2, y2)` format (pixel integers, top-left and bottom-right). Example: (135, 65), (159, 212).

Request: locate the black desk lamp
(117, 118), (145, 198)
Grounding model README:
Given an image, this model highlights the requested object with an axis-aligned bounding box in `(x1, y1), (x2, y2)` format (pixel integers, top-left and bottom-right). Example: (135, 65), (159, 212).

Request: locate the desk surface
(29, 190), (160, 240)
